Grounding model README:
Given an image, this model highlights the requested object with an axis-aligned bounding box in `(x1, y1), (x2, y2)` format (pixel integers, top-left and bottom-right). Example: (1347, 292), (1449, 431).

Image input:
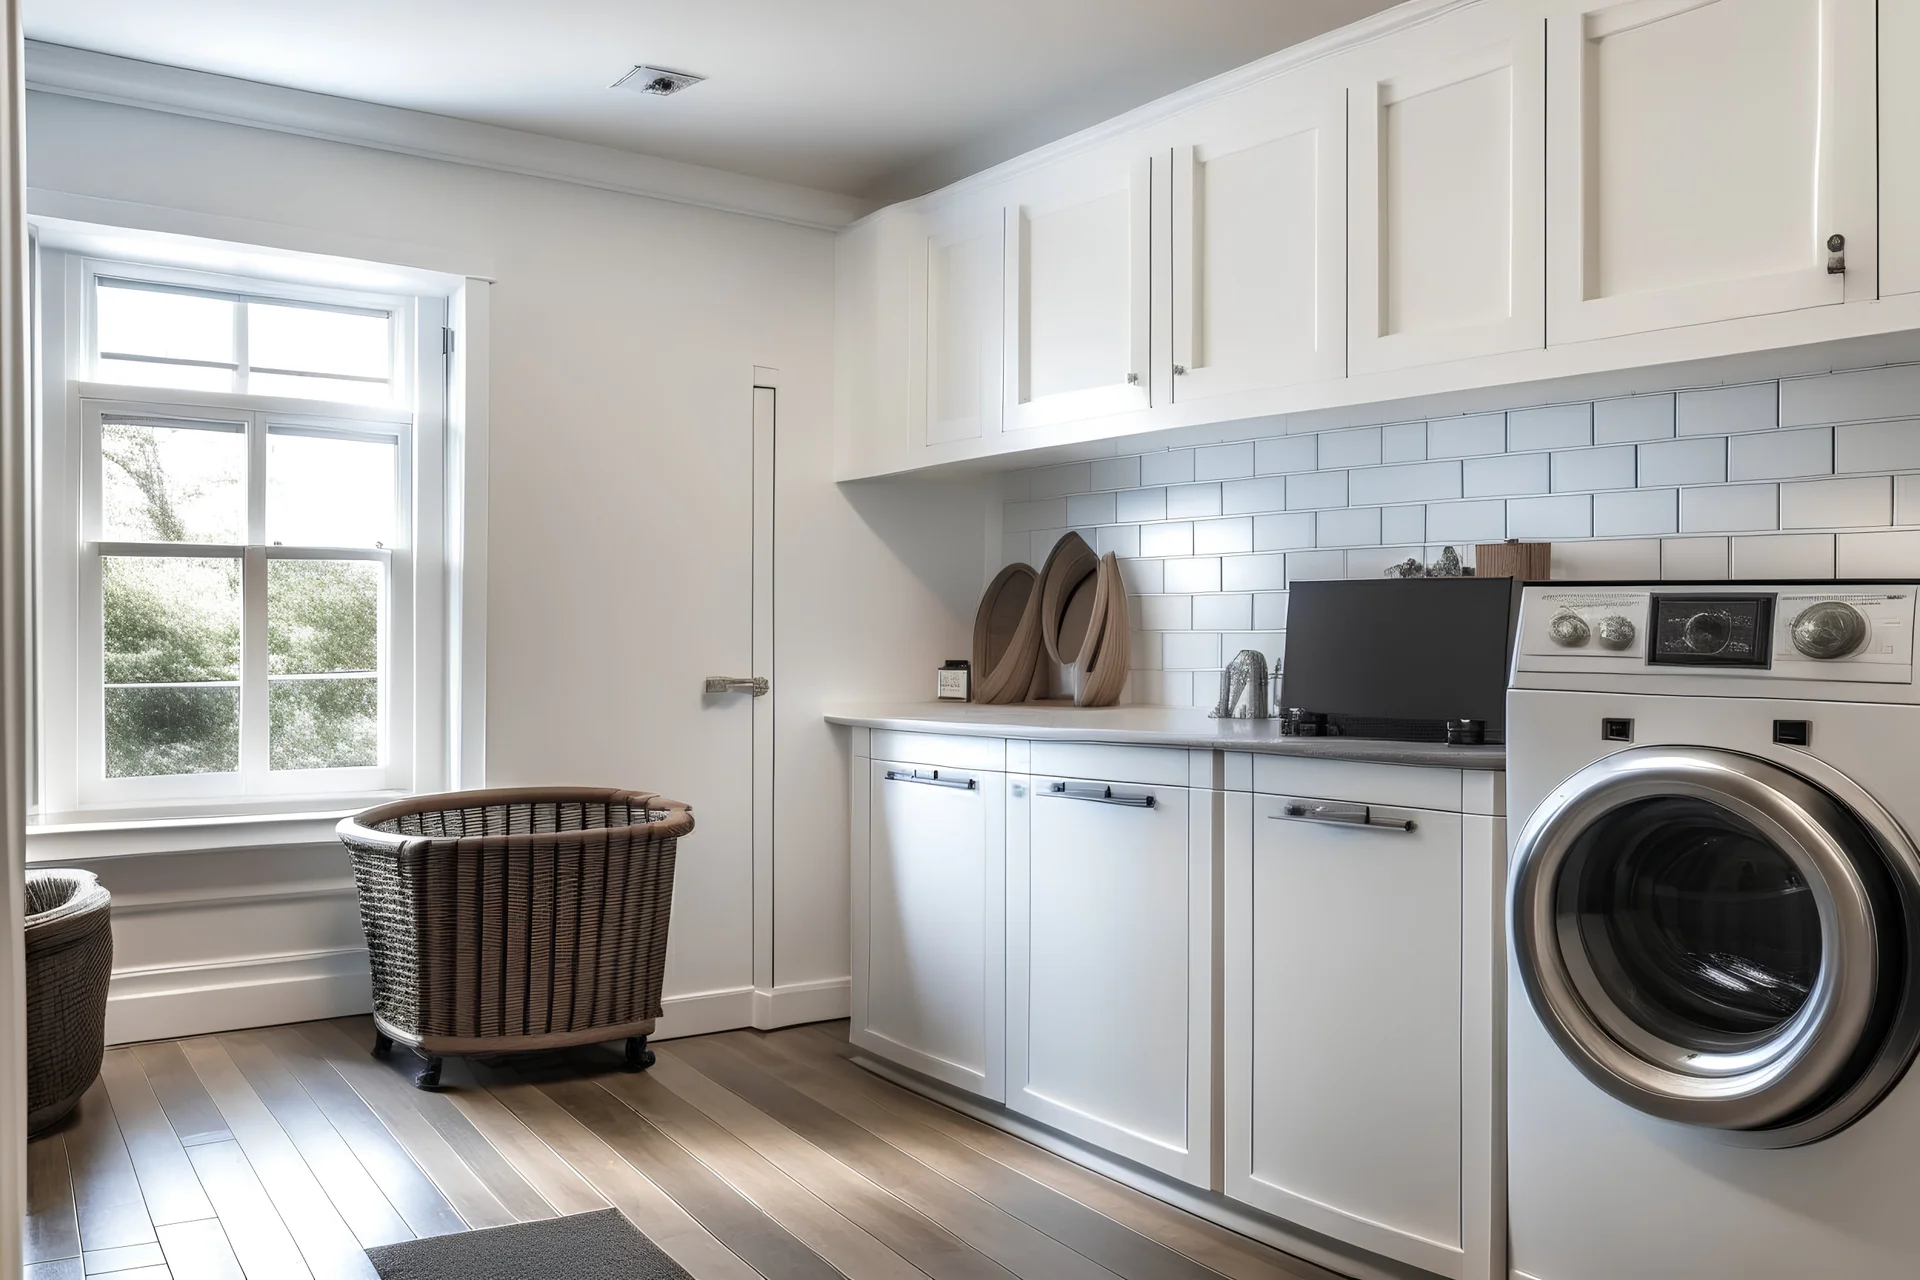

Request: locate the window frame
(35, 252), (447, 822)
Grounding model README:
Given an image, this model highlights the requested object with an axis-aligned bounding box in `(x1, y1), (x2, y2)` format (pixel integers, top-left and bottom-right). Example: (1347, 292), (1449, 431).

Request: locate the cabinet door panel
(1006, 159), (1153, 430)
(919, 215), (1005, 448)
(1228, 793), (1465, 1274)
(1173, 84), (1346, 404)
(1350, 17), (1546, 374)
(859, 761), (1005, 1099)
(1009, 778), (1208, 1182)
(1881, 0), (1920, 296)
(1548, 0), (1875, 339)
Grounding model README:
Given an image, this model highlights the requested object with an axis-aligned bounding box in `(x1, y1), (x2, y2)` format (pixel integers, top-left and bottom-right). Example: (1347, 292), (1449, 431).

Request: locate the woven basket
(337, 787), (694, 1056)
(25, 869), (112, 1136)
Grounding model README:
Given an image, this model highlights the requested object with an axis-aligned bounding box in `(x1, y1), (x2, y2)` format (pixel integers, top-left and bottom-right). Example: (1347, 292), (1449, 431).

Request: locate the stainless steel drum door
(1511, 747), (1920, 1146)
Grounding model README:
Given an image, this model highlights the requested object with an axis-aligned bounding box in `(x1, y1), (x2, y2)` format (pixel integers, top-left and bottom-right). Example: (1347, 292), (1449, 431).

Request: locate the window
(36, 254), (447, 818)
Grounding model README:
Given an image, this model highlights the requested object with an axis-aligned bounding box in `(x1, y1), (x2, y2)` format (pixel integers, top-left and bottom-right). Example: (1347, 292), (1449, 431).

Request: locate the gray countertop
(826, 704), (1506, 771)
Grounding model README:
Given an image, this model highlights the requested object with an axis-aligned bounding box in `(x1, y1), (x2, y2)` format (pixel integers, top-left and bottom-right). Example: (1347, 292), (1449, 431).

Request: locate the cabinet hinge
(441, 326), (456, 356)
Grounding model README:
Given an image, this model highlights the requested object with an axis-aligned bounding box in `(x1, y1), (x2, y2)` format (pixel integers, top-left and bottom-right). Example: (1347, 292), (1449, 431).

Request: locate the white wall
(26, 89), (991, 1041)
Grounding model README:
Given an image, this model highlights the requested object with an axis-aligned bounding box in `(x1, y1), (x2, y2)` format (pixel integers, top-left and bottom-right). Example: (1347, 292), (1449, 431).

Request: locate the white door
(1008, 763), (1210, 1184)
(1349, 13), (1547, 375)
(912, 204), (1004, 450)
(1882, 0), (1920, 297)
(858, 759), (1007, 1098)
(1171, 80), (1346, 405)
(1547, 0), (1877, 341)
(1004, 156), (1153, 431)
(1227, 793), (1465, 1277)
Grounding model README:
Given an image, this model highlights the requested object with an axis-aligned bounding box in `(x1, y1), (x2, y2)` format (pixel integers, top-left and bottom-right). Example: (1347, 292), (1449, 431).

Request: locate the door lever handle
(704, 676), (769, 696)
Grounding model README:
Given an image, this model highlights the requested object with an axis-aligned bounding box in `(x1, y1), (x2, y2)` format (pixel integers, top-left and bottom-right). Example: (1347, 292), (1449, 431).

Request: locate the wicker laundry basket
(25, 869), (113, 1136)
(338, 787), (694, 1088)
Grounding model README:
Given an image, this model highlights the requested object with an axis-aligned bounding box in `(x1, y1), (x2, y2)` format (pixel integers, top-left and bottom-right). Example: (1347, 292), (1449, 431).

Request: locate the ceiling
(25, 0), (1400, 203)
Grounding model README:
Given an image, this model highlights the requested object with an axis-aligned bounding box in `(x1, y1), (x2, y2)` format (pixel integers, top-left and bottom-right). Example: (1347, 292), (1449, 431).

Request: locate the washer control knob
(1548, 612), (1591, 648)
(1791, 601), (1869, 660)
(1596, 615), (1637, 651)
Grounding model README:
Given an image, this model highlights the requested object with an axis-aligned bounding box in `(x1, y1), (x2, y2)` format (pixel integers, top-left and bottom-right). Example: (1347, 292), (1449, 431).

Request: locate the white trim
(25, 808), (346, 861)
(24, 41), (871, 233)
(446, 280), (487, 790)
(751, 977), (852, 1030)
(751, 380), (776, 1001)
(106, 945), (372, 1046)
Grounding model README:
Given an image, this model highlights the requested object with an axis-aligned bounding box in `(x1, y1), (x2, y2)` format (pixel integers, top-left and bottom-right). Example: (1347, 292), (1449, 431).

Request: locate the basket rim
(337, 785), (694, 849)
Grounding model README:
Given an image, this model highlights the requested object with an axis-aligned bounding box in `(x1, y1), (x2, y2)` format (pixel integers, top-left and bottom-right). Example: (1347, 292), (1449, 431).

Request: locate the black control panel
(1647, 594), (1774, 668)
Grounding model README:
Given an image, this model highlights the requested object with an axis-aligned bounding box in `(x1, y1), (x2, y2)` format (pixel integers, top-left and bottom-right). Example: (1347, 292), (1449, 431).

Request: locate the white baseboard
(752, 976), (851, 1030)
(652, 986), (755, 1040)
(107, 947), (373, 1046)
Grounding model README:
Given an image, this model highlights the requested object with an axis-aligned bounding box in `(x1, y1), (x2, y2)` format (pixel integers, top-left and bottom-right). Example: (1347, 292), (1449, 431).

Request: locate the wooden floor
(24, 1017), (1338, 1280)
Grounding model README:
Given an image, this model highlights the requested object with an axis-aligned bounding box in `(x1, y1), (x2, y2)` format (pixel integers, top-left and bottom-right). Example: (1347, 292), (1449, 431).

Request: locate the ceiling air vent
(613, 66), (705, 96)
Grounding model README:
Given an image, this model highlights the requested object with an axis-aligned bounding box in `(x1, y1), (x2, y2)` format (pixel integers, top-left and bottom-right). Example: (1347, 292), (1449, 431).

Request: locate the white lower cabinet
(1005, 744), (1213, 1186)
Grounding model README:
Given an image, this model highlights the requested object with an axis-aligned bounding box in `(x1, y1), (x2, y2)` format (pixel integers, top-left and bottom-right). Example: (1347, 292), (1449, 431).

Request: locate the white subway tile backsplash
(1164, 556), (1223, 593)
(1383, 505), (1426, 544)
(1834, 420), (1920, 474)
(1031, 530), (1066, 563)
(1727, 427), (1831, 481)
(1254, 592), (1289, 630)
(1196, 442), (1256, 481)
(1194, 517), (1254, 555)
(1508, 494), (1593, 540)
(1317, 507), (1383, 547)
(1003, 470), (1033, 501)
(1681, 484), (1778, 533)
(1255, 435), (1317, 474)
(1223, 553), (1288, 592)
(1129, 629), (1163, 670)
(1319, 427), (1383, 469)
(1164, 631), (1224, 670)
(1639, 437), (1727, 487)
(1140, 449), (1196, 486)
(1662, 537), (1730, 580)
(1286, 549), (1346, 584)
(1732, 534), (1835, 580)
(1140, 521), (1195, 558)
(1005, 498), (1065, 532)
(1779, 476), (1893, 529)
(1222, 477), (1289, 514)
(1118, 557), (1163, 596)
(1115, 487), (1167, 523)
(1429, 413), (1507, 458)
(1221, 632), (1286, 668)
(1508, 403), (1593, 452)
(1837, 531), (1920, 578)
(1780, 364), (1920, 426)
(1091, 456), (1141, 492)
(1347, 546), (1424, 578)
(1193, 593), (1254, 631)
(1253, 512), (1316, 551)
(1678, 383), (1777, 436)
(1593, 487), (1678, 538)
(1067, 492), (1118, 526)
(1349, 460), (1463, 505)
(1552, 539), (1662, 581)
(1463, 452), (1550, 497)
(1128, 670), (1193, 706)
(1594, 395), (1676, 444)
(1551, 446), (1636, 493)
(1167, 483), (1224, 518)
(1001, 529), (1027, 567)
(1136, 594), (1191, 630)
(1286, 471), (1349, 510)
(1382, 422), (1428, 463)
(1426, 499), (1507, 543)
(1029, 463), (1092, 498)
(1098, 524), (1141, 559)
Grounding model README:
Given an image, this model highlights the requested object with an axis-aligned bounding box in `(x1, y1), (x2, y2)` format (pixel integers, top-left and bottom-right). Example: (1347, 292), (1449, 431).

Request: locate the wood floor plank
(646, 1049), (1017, 1280)
(249, 1026), (467, 1239)
(176, 1036), (383, 1278)
(522, 1059), (846, 1280)
(185, 1140), (314, 1280)
(156, 1220), (246, 1280)
(433, 1055), (610, 1216)
(129, 1043), (231, 1147)
(577, 1049), (931, 1280)
(64, 1079), (157, 1253)
(305, 1019), (552, 1225)
(80, 1240), (165, 1273)
(461, 1055), (765, 1280)
(26, 1133), (80, 1264)
(215, 1030), (414, 1249)
(787, 1029), (1334, 1280)
(670, 1037), (1125, 1280)
(97, 1050), (215, 1227)
(25, 1260), (83, 1280)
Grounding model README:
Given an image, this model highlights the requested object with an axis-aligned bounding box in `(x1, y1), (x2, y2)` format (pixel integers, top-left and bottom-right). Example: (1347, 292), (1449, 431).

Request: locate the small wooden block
(1474, 541), (1551, 580)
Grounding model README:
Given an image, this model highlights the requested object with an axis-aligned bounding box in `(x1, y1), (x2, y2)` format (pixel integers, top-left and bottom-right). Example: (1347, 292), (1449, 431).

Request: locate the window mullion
(240, 545), (270, 789)
(234, 294), (249, 395)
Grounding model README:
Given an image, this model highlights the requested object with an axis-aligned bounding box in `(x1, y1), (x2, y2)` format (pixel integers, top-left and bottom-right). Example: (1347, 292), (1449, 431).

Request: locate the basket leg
(623, 1036), (656, 1072)
(414, 1054), (443, 1090)
(372, 1031), (393, 1060)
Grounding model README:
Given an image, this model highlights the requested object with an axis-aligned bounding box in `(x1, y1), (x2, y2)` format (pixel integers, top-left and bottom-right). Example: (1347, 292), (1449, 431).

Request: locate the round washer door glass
(1511, 747), (1920, 1144)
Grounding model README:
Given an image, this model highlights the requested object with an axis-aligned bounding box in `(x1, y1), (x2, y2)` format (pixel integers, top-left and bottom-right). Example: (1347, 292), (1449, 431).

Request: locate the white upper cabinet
(911, 204), (1004, 449)
(1004, 157), (1154, 431)
(1170, 80), (1347, 405)
(1883, 0), (1920, 297)
(1349, 11), (1547, 375)
(1547, 0), (1877, 341)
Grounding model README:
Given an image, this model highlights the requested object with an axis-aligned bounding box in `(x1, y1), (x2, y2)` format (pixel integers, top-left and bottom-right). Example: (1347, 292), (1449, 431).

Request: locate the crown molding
(25, 40), (874, 232)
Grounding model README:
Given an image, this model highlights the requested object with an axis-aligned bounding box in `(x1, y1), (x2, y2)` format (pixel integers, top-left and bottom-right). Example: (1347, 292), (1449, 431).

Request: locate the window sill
(26, 806), (378, 863)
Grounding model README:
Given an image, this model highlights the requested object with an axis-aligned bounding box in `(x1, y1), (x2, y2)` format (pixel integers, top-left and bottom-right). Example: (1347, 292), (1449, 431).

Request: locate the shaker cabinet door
(1348, 13), (1547, 374)
(1881, 0), (1920, 297)
(1546, 0), (1877, 341)
(913, 206), (1005, 450)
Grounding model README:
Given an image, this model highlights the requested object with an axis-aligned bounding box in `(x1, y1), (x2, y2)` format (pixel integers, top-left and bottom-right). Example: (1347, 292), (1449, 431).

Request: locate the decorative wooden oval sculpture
(971, 562), (1044, 705)
(1073, 552), (1131, 707)
(1039, 532), (1102, 666)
